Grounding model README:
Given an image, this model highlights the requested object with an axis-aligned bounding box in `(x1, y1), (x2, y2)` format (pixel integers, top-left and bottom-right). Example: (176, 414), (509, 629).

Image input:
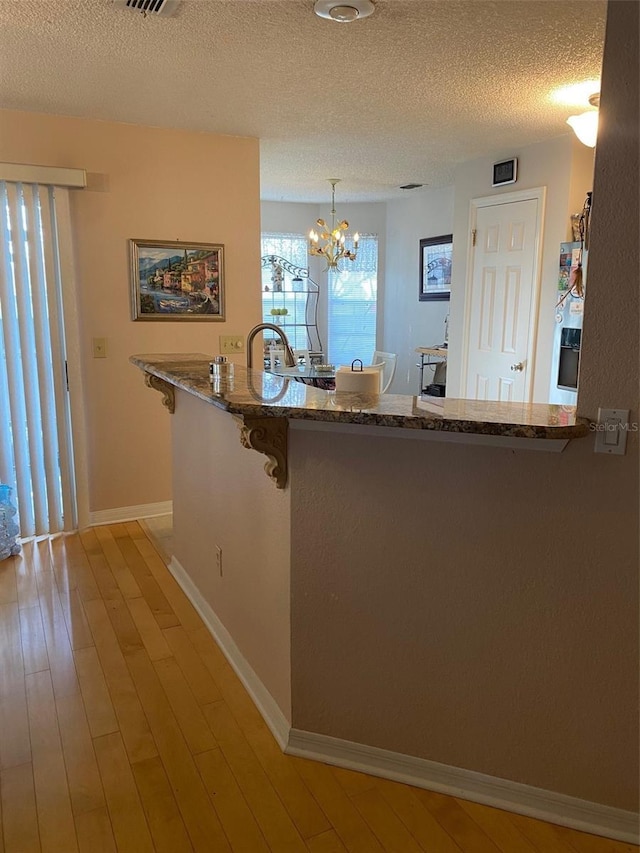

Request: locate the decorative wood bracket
(144, 373), (175, 414)
(238, 416), (288, 489)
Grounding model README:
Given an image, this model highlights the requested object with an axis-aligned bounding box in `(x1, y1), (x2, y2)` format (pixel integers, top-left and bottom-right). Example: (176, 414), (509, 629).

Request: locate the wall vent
(114, 0), (181, 17)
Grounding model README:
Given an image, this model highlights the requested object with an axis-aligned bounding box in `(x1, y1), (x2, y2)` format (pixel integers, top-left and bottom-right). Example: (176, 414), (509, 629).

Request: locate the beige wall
(172, 389), (291, 718)
(290, 1), (638, 811)
(0, 110), (261, 514)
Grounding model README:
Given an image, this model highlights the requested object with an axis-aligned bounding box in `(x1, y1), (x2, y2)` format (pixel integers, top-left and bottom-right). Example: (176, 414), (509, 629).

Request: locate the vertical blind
(328, 234), (378, 365)
(0, 181), (75, 536)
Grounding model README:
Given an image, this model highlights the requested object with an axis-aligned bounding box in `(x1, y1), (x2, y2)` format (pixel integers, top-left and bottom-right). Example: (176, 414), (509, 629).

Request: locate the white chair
(371, 351), (397, 393)
(293, 348), (310, 365)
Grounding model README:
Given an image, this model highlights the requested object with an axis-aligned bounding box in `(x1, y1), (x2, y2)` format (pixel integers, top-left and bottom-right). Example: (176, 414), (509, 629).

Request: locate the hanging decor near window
(309, 179), (359, 269)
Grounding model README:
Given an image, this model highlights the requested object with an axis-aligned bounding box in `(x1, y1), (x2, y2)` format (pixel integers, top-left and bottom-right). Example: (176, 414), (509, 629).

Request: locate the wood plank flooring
(0, 523), (635, 852)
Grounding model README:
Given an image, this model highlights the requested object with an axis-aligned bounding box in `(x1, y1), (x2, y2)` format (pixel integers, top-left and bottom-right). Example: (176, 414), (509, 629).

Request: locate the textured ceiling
(0, 0), (606, 202)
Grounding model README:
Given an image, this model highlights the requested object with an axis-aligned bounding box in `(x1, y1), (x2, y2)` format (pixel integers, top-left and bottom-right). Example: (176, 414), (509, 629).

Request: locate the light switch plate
(220, 335), (244, 354)
(594, 408), (629, 455)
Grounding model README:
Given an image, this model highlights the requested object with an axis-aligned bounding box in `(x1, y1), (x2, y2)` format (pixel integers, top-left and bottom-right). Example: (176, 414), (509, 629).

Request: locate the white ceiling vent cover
(114, 0), (181, 17)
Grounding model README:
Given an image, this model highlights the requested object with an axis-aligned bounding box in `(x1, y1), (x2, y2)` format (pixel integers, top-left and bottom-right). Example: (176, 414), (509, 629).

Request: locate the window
(328, 234), (378, 365)
(261, 233), (307, 269)
(260, 233), (310, 350)
(0, 180), (77, 534)
(260, 231), (379, 362)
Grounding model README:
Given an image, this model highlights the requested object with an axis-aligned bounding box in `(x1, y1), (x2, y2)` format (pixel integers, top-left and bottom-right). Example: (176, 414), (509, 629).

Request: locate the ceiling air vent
(114, 0), (181, 17)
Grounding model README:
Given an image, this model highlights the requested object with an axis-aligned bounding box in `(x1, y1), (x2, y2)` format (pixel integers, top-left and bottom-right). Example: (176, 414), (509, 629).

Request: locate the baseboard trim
(286, 729), (639, 845)
(160, 552), (638, 845)
(168, 556), (290, 749)
(89, 501), (173, 526)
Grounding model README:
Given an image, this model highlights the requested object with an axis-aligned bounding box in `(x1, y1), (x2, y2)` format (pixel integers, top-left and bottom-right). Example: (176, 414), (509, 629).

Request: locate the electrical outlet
(93, 337), (107, 358)
(219, 335), (244, 354)
(216, 545), (223, 577)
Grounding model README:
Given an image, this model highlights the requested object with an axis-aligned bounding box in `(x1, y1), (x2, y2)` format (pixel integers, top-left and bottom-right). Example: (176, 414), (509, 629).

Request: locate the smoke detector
(114, 0), (181, 17)
(313, 0), (375, 23)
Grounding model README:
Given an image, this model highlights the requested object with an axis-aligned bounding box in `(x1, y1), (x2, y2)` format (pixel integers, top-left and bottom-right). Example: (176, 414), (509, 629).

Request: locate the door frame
(55, 188), (91, 530)
(460, 186), (547, 404)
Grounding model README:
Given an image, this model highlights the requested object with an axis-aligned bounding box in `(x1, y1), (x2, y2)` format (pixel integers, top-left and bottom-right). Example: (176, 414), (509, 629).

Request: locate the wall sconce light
(567, 93), (600, 148)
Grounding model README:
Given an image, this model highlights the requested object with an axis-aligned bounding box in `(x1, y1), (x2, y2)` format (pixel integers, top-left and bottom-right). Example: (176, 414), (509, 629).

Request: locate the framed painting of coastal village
(130, 239), (225, 321)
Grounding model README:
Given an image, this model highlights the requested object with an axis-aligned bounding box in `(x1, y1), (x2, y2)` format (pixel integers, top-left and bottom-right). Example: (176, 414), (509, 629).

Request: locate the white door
(463, 190), (544, 403)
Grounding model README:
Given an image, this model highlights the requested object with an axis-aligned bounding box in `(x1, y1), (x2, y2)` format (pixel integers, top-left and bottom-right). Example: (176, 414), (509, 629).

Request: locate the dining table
(265, 363), (336, 388)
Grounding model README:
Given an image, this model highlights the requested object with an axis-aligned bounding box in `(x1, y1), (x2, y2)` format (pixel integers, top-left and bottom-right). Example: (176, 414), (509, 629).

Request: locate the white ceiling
(0, 0), (606, 202)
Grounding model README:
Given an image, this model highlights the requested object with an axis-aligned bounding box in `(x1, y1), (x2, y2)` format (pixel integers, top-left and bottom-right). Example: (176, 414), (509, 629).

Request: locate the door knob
(510, 361), (524, 372)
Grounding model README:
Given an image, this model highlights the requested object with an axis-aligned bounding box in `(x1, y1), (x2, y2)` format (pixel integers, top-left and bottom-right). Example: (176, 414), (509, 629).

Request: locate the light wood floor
(0, 523), (636, 853)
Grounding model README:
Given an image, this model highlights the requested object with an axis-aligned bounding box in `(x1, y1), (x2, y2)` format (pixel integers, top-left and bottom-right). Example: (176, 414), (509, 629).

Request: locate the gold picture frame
(130, 238), (225, 321)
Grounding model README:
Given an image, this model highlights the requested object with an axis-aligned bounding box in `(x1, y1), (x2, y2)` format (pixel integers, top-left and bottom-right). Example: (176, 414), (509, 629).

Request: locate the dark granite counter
(131, 353), (590, 441)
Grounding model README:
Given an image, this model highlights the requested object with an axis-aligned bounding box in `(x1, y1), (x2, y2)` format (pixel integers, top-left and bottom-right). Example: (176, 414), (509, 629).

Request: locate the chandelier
(309, 179), (359, 269)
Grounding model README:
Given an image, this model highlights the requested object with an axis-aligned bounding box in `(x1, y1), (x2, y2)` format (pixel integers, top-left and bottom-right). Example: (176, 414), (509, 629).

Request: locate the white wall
(446, 134), (594, 402)
(260, 200), (318, 236)
(384, 187), (455, 395)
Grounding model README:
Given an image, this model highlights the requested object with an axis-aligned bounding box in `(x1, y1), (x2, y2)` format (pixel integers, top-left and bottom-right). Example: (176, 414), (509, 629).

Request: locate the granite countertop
(130, 353), (591, 440)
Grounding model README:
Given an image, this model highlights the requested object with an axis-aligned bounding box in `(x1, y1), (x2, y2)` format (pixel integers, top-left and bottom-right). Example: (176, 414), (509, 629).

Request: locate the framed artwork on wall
(419, 234), (452, 302)
(130, 239), (225, 321)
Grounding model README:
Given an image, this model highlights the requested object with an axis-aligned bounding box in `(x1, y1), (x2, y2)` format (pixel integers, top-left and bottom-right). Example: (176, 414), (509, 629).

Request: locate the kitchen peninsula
(129, 353), (635, 843)
(132, 352), (589, 487)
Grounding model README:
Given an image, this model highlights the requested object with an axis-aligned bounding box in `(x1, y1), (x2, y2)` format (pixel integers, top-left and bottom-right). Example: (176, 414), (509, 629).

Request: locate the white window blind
(0, 181), (76, 536)
(328, 234), (378, 366)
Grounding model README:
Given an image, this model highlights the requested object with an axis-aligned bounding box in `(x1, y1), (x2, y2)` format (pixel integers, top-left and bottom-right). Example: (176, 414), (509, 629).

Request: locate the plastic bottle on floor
(0, 484), (21, 560)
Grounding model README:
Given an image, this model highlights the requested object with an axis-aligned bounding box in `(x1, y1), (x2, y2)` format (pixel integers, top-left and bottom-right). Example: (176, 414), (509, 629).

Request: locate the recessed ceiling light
(313, 0), (375, 23)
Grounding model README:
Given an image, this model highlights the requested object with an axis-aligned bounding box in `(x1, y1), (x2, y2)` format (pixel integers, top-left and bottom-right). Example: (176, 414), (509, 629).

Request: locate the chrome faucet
(246, 323), (297, 369)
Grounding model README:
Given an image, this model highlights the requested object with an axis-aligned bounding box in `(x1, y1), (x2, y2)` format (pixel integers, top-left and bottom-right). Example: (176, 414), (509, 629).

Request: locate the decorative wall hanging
(130, 239), (225, 321)
(419, 234), (453, 302)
